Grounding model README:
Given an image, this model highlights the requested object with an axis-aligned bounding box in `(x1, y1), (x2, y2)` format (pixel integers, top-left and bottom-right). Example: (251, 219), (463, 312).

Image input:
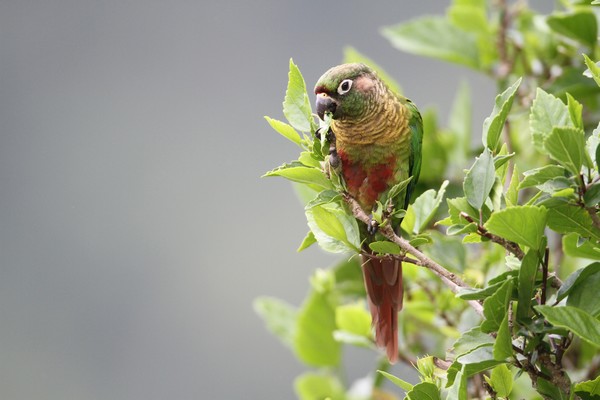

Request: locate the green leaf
(445, 364), (467, 400)
(343, 46), (402, 95)
(464, 149), (495, 210)
(283, 59), (314, 132)
(456, 345), (496, 366)
(452, 326), (495, 357)
(489, 176), (503, 211)
(574, 375), (600, 398)
(481, 278), (513, 333)
(489, 270), (519, 285)
(557, 262), (600, 301)
(369, 241), (401, 255)
(335, 302), (371, 337)
(297, 231), (316, 252)
(306, 204), (361, 253)
(264, 165), (332, 190)
(537, 177), (575, 199)
(537, 378), (569, 400)
(567, 267), (600, 316)
(536, 305), (600, 347)
(409, 234), (433, 247)
(493, 151), (515, 171)
(535, 176), (573, 196)
(563, 233), (600, 260)
(447, 196), (492, 226)
(585, 183), (600, 206)
(544, 126), (586, 175)
(567, 92), (584, 129)
(378, 370), (413, 392)
(456, 280), (505, 300)
(253, 296), (297, 347)
(305, 190), (341, 209)
(384, 176), (413, 206)
(493, 312), (513, 360)
(506, 164), (520, 207)
(381, 16), (479, 69)
(449, 1), (497, 68)
(482, 78), (522, 152)
(517, 250), (540, 322)
(484, 206), (547, 250)
(587, 123), (600, 169)
(406, 381), (440, 400)
(294, 372), (344, 400)
(448, 1), (489, 35)
(446, 345), (503, 386)
(416, 356), (436, 381)
(403, 180), (449, 234)
(332, 330), (372, 347)
(547, 203), (600, 241)
(446, 223), (478, 236)
(293, 290), (341, 366)
(454, 345), (502, 375)
(547, 11), (598, 48)
(264, 116), (303, 146)
(529, 88), (573, 152)
(298, 151), (320, 168)
(583, 53), (600, 87)
(488, 364), (513, 398)
(519, 165), (567, 190)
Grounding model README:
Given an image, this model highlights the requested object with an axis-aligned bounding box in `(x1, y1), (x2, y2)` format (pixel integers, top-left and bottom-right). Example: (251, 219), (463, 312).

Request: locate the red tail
(361, 253), (403, 363)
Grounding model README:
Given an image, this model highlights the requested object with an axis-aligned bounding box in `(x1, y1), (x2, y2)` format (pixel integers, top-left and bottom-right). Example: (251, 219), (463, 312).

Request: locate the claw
(367, 217), (379, 236)
(325, 129), (335, 143)
(314, 127), (323, 140)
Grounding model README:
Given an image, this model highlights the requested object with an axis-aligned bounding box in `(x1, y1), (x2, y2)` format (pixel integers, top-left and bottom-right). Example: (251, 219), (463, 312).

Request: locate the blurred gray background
(0, 1), (550, 399)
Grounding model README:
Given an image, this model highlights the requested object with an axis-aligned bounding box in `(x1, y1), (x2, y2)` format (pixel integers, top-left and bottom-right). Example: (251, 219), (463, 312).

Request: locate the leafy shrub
(257, 1), (600, 399)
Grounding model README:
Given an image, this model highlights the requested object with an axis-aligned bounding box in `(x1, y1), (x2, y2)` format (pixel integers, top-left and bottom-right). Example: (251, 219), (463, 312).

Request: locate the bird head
(314, 63), (377, 121)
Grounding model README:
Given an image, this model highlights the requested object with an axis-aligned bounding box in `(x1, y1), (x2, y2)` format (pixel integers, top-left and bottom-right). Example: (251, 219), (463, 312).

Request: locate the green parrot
(314, 63), (423, 363)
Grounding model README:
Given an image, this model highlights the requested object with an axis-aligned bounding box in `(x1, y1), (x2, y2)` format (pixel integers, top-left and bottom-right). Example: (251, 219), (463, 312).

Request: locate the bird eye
(337, 79), (353, 95)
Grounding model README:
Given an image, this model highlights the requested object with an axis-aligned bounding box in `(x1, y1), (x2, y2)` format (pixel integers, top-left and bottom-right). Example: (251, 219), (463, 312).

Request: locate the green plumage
(314, 63), (423, 363)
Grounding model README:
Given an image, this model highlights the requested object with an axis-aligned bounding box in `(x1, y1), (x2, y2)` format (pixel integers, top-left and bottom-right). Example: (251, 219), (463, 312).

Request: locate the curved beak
(316, 93), (338, 120)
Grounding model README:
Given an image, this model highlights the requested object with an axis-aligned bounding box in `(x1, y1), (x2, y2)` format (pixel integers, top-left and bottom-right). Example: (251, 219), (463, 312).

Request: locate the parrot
(314, 63), (423, 363)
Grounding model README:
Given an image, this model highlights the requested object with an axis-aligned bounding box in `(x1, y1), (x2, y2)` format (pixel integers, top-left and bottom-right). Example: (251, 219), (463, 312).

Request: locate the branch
(541, 247), (549, 305)
(342, 193), (484, 317)
(460, 212), (525, 260)
(587, 206), (600, 232)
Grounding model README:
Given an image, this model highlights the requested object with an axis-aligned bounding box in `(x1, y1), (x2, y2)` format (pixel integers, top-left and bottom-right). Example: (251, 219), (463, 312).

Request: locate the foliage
(258, 1), (600, 399)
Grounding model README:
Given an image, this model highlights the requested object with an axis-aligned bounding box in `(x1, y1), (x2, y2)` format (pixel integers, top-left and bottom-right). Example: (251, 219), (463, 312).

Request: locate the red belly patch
(339, 150), (395, 210)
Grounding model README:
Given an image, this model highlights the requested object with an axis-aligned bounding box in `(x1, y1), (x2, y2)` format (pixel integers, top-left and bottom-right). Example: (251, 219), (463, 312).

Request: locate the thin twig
(433, 357), (452, 370)
(460, 212), (525, 260)
(541, 247), (549, 305)
(482, 374), (497, 400)
(342, 193), (485, 317)
(587, 207), (600, 232)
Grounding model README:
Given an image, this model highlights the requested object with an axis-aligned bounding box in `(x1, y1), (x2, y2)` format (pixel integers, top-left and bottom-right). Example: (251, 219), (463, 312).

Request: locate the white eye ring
(337, 79), (353, 95)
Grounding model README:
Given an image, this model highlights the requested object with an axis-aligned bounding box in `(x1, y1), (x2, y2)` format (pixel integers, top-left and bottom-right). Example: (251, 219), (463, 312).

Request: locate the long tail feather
(361, 253), (403, 363)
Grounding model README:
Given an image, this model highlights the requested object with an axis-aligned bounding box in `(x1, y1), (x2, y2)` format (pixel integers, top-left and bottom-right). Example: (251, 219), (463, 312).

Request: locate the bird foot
(367, 217), (379, 236)
(314, 127), (323, 140)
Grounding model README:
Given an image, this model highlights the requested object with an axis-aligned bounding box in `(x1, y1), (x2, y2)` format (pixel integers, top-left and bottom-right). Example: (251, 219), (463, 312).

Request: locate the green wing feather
(404, 99), (423, 209)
